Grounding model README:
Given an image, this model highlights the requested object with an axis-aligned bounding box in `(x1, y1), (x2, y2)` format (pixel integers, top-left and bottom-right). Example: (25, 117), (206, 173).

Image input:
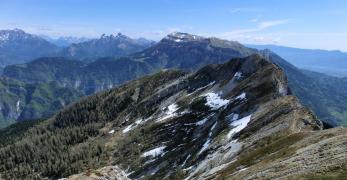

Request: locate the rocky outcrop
(66, 166), (129, 180)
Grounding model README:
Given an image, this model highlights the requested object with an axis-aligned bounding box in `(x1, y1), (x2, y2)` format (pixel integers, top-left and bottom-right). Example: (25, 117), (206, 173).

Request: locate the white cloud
(258, 19), (289, 29)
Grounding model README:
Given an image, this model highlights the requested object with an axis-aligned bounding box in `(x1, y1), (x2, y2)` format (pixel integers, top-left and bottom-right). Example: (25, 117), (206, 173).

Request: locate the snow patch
(108, 129), (115, 134)
(181, 154), (191, 167)
(234, 72), (243, 80)
(16, 100), (21, 112)
(196, 118), (208, 126)
(227, 115), (252, 139)
(174, 39), (182, 42)
(197, 122), (217, 155)
(141, 146), (166, 158)
(198, 139), (211, 155)
(227, 113), (239, 121)
(157, 103), (179, 122)
(122, 124), (134, 133)
(235, 92), (246, 101)
(122, 118), (145, 133)
(203, 92), (230, 110)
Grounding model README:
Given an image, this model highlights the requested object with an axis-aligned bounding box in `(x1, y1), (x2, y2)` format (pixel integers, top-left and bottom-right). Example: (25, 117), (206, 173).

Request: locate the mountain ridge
(1, 55), (346, 179)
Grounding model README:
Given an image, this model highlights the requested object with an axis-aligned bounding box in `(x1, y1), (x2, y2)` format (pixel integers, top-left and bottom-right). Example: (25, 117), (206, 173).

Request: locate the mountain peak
(164, 32), (204, 42)
(12, 28), (25, 33)
(0, 28), (44, 43)
(0, 28), (25, 34)
(99, 32), (131, 41)
(115, 32), (127, 38)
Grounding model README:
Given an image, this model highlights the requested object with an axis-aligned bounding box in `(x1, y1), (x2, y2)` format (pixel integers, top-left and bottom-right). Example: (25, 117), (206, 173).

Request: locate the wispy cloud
(218, 19), (290, 44)
(221, 19), (290, 37)
(258, 19), (289, 29)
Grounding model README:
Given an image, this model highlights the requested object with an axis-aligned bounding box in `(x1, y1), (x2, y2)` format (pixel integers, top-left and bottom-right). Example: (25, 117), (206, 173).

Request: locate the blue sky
(0, 0), (347, 51)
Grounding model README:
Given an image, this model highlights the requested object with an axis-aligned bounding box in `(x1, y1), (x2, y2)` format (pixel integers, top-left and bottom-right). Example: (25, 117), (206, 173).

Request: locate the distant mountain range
(248, 44), (347, 77)
(1, 29), (346, 77)
(0, 29), (154, 67)
(58, 33), (155, 62)
(3, 32), (347, 126)
(43, 36), (91, 47)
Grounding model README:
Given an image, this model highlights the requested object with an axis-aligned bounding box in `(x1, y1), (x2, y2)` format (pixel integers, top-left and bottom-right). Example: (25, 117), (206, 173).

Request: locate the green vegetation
(329, 108), (347, 126)
(0, 121), (107, 179)
(305, 166), (347, 180)
(0, 119), (43, 146)
(0, 77), (83, 129)
(0, 69), (186, 179)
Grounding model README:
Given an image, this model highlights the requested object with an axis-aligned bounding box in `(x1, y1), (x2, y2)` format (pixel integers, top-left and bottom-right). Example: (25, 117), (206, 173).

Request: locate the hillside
(1, 56), (346, 179)
(302, 70), (347, 125)
(0, 77), (83, 128)
(3, 57), (153, 95)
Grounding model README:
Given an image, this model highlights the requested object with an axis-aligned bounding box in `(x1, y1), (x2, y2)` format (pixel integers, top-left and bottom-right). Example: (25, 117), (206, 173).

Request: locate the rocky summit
(1, 55), (346, 179)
